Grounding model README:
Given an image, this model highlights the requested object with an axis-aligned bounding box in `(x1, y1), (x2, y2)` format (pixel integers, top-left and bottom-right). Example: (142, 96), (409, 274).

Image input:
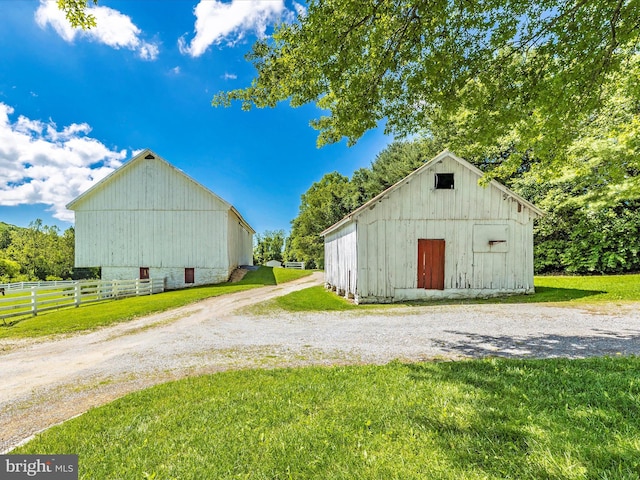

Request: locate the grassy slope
(13, 358), (640, 479)
(0, 267), (312, 339)
(260, 274), (640, 313)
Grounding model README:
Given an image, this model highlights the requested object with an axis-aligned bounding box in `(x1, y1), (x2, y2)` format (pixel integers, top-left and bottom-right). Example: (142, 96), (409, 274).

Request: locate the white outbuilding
(322, 150), (544, 303)
(67, 149), (254, 289)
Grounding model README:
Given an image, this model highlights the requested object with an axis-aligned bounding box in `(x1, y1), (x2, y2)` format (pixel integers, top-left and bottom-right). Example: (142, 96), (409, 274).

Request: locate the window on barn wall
(140, 267), (149, 279)
(185, 268), (195, 284)
(435, 173), (455, 189)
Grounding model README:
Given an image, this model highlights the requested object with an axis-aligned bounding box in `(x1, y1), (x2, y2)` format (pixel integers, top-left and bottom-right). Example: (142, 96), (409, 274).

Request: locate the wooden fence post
(74, 283), (81, 307)
(31, 286), (38, 316)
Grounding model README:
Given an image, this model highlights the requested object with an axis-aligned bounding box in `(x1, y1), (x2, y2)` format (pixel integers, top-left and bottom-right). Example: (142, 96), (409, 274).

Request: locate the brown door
(185, 268), (195, 284)
(139, 267), (149, 280)
(417, 239), (445, 290)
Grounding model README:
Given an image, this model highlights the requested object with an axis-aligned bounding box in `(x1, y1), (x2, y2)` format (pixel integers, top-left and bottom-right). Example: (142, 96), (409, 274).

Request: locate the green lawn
(260, 274), (640, 313)
(274, 285), (359, 311)
(12, 358), (640, 479)
(0, 267), (311, 339)
(531, 274), (640, 303)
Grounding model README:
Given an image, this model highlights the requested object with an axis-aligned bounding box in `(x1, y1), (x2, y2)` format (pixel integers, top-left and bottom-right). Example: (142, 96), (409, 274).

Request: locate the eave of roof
(66, 148), (256, 235)
(321, 149), (544, 236)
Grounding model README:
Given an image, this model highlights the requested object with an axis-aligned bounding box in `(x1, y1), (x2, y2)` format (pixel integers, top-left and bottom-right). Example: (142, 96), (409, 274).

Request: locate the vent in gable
(145, 153), (155, 159)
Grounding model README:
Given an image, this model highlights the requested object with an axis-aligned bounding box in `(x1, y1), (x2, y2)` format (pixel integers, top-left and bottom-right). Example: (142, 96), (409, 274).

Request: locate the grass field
(12, 358), (640, 479)
(256, 274), (640, 313)
(0, 267), (311, 339)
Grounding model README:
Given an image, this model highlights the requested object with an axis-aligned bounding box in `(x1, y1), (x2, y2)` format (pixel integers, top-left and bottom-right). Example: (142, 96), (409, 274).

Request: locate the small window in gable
(435, 173), (454, 189)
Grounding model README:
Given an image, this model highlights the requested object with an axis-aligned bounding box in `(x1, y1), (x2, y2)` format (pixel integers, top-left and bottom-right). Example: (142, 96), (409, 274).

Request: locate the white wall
(324, 222), (357, 296)
(227, 210), (253, 269)
(74, 210), (229, 269)
(356, 219), (534, 301)
(102, 266), (229, 289)
(327, 154), (538, 302)
(72, 156), (248, 286)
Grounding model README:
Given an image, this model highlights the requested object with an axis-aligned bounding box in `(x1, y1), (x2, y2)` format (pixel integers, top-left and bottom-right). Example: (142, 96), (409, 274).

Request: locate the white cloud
(35, 0), (159, 60)
(0, 103), (128, 223)
(179, 0), (288, 58)
(292, 1), (306, 17)
(222, 72), (237, 80)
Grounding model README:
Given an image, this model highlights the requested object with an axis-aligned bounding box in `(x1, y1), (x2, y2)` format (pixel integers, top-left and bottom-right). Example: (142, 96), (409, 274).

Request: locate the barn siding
(227, 210), (253, 270)
(70, 152), (254, 288)
(73, 158), (229, 212)
(75, 210), (229, 268)
(327, 153), (539, 303)
(324, 222), (357, 296)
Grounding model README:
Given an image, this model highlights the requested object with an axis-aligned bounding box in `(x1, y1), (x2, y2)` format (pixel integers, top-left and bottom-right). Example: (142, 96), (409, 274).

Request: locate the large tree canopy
(214, 0), (639, 163)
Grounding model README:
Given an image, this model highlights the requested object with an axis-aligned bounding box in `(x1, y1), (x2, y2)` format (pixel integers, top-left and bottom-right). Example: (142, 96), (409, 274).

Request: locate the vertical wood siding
(74, 210), (228, 268)
(324, 222), (357, 296)
(227, 210), (254, 269)
(72, 157), (248, 286)
(329, 155), (537, 301)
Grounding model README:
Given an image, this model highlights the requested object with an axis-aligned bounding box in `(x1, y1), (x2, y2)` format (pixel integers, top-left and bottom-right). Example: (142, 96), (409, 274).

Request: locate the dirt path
(0, 272), (324, 452)
(2, 274), (639, 452)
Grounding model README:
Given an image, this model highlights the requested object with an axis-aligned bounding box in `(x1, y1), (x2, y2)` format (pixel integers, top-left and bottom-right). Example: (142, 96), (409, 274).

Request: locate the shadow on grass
(400, 286), (605, 307)
(403, 357), (640, 478)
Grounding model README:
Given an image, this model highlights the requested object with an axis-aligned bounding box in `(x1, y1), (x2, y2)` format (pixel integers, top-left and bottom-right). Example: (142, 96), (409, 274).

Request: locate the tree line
(0, 220), (75, 282)
(257, 68), (640, 274)
(282, 76), (640, 274)
(60, 1), (640, 274)
(234, 2), (639, 274)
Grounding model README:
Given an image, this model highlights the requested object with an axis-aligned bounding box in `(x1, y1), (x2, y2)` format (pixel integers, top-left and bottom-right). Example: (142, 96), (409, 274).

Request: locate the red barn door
(417, 239), (445, 290)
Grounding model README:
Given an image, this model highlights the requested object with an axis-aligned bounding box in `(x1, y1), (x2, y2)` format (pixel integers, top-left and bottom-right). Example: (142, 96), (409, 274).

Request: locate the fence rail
(284, 261), (306, 270)
(0, 278), (164, 324)
(0, 280), (76, 293)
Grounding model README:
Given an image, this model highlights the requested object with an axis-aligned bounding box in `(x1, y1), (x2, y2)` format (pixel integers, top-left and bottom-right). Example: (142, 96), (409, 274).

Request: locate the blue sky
(0, 0), (391, 234)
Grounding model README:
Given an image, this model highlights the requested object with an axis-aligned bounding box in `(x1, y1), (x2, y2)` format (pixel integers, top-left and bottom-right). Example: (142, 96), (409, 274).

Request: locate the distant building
(322, 150), (544, 303)
(67, 149), (254, 289)
(265, 260), (282, 268)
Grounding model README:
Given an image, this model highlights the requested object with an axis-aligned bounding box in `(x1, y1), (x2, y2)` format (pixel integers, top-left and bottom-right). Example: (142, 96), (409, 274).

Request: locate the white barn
(322, 150), (544, 303)
(67, 149), (254, 289)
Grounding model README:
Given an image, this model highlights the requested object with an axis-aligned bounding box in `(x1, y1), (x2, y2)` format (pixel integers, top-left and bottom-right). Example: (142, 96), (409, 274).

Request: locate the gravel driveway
(1, 271), (639, 452)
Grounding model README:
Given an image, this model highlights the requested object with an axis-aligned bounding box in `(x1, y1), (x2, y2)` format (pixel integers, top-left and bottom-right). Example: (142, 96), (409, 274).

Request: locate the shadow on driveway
(436, 329), (640, 359)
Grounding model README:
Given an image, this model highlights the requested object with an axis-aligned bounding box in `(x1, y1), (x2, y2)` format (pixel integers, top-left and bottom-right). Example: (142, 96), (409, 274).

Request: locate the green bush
(535, 202), (640, 274)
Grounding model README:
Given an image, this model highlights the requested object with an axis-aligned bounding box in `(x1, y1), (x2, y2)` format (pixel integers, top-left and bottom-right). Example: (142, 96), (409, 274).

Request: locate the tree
(214, 0), (639, 173)
(0, 257), (21, 282)
(0, 226), (12, 250)
(288, 172), (353, 268)
(290, 76), (640, 275)
(4, 220), (76, 281)
(254, 230), (285, 265)
(56, 0), (98, 29)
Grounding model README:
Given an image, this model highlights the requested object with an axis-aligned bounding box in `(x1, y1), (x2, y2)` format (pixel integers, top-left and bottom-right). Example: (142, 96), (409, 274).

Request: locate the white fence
(0, 280), (76, 293)
(284, 261), (305, 270)
(0, 278), (164, 324)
